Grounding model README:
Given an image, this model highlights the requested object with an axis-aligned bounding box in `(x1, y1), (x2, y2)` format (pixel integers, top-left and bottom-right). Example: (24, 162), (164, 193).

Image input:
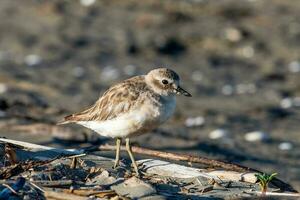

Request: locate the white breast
(77, 96), (176, 138)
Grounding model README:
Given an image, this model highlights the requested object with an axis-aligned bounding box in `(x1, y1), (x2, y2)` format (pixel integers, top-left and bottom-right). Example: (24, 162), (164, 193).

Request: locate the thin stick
(95, 144), (297, 193)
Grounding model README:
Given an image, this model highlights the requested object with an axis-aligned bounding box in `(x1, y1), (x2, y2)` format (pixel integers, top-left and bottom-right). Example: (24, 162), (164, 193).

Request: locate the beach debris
(24, 54), (42, 66)
(185, 116), (205, 127)
(0, 177), (26, 200)
(244, 131), (269, 142)
(209, 129), (229, 140)
(278, 142), (293, 151)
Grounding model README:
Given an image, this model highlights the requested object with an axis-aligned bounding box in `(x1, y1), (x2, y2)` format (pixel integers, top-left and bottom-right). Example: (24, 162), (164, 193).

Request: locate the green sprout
(255, 172), (277, 195)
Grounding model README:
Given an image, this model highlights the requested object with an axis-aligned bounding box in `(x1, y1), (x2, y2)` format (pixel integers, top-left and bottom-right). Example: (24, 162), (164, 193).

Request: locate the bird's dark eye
(162, 79), (168, 85)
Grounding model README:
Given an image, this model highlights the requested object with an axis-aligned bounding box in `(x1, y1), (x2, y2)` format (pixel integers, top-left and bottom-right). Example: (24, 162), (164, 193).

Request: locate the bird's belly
(77, 109), (159, 138)
(77, 98), (176, 138)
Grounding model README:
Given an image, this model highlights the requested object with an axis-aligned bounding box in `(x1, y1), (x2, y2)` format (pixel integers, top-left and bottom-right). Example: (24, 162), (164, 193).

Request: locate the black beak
(176, 86), (192, 97)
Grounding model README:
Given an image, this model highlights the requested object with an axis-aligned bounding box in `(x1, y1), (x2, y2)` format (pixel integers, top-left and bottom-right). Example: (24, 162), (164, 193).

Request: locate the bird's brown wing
(58, 76), (147, 124)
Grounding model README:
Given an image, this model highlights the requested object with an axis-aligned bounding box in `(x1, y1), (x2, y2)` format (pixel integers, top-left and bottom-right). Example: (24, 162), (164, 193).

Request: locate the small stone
(72, 66), (85, 78)
(224, 27), (242, 42)
(24, 54), (42, 66)
(0, 83), (8, 94)
(111, 177), (156, 199)
(278, 142), (293, 151)
(124, 65), (137, 76)
(244, 131), (269, 142)
(79, 0), (95, 6)
(292, 97), (300, 107)
(100, 66), (120, 82)
(240, 46), (254, 58)
(236, 83), (256, 94)
(191, 70), (203, 82)
(0, 110), (6, 118)
(280, 98), (293, 109)
(87, 170), (117, 186)
(209, 129), (228, 140)
(185, 116), (205, 127)
(288, 61), (300, 73)
(222, 85), (234, 95)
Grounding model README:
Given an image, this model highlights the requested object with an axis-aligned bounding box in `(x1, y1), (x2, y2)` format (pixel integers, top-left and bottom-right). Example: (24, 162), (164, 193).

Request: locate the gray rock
(111, 177), (156, 199)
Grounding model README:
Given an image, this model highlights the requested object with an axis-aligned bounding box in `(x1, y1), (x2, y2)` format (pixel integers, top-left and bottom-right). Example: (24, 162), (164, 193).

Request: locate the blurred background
(0, 0), (300, 190)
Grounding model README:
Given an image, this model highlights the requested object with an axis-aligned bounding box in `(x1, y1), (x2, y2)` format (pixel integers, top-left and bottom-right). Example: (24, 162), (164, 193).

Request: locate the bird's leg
(113, 138), (122, 169)
(125, 138), (139, 176)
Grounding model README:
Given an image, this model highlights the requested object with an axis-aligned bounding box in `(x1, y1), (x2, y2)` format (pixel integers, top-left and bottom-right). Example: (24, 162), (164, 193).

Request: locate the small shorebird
(58, 68), (191, 175)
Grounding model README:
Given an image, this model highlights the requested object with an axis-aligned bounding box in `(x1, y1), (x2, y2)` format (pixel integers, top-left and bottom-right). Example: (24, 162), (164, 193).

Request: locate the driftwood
(138, 159), (257, 183)
(96, 144), (297, 193)
(44, 190), (88, 200)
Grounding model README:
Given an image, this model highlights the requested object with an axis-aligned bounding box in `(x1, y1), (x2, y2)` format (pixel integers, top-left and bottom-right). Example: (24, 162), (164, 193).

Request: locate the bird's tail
(57, 114), (77, 125)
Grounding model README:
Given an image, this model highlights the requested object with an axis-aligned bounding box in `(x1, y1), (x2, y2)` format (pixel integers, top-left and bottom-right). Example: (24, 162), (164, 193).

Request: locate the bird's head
(145, 68), (192, 97)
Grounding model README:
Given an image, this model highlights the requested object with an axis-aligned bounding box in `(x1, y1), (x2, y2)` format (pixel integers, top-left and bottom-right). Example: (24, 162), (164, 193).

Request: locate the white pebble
(236, 83), (256, 94)
(244, 131), (269, 142)
(80, 0), (96, 6)
(280, 98), (293, 109)
(222, 85), (234, 95)
(191, 70), (203, 82)
(278, 142), (293, 151)
(224, 27), (242, 42)
(72, 66), (85, 78)
(241, 46), (254, 58)
(185, 116), (205, 127)
(292, 97), (300, 107)
(100, 66), (120, 81)
(124, 65), (137, 76)
(0, 83), (7, 94)
(24, 54), (42, 66)
(209, 129), (228, 140)
(288, 61), (300, 73)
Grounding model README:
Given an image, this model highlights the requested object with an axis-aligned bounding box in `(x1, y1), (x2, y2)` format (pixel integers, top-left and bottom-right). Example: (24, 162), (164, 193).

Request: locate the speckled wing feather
(58, 76), (148, 124)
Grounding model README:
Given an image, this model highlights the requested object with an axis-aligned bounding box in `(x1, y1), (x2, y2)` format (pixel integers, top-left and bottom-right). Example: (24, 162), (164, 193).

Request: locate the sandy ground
(0, 0), (300, 191)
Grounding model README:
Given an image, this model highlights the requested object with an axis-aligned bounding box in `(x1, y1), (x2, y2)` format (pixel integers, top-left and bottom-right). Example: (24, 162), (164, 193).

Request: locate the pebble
(280, 97), (300, 108)
(79, 0), (96, 6)
(244, 131), (269, 142)
(209, 129), (228, 140)
(0, 83), (8, 94)
(0, 110), (6, 118)
(240, 46), (254, 58)
(224, 27), (242, 42)
(222, 85), (234, 95)
(185, 116), (205, 127)
(100, 66), (120, 81)
(278, 142), (293, 151)
(280, 98), (293, 109)
(236, 83), (256, 94)
(288, 61), (300, 73)
(191, 70), (203, 82)
(111, 177), (156, 199)
(24, 54), (42, 66)
(123, 64), (137, 76)
(72, 66), (85, 78)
